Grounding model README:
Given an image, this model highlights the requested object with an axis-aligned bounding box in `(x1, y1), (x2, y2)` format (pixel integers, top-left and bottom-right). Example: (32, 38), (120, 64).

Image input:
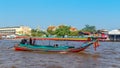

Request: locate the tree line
(31, 25), (97, 37)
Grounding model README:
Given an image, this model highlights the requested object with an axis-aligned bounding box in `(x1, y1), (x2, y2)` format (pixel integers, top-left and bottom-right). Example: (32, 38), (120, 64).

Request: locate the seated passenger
(20, 39), (27, 44)
(54, 44), (58, 47)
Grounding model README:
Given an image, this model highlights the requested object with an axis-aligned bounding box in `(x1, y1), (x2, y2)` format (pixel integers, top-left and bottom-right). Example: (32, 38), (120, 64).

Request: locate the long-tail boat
(13, 37), (100, 53)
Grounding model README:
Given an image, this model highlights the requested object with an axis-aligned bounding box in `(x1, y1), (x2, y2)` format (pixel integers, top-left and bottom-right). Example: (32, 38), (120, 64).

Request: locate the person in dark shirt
(20, 39), (27, 44)
(29, 38), (32, 45)
(54, 44), (58, 47)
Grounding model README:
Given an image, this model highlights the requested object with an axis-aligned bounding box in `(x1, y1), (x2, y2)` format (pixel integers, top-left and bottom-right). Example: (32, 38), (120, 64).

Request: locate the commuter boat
(13, 37), (100, 53)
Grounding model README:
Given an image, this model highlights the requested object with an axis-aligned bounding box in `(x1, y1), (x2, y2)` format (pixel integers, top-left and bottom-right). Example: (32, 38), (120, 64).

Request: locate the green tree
(31, 29), (37, 36)
(47, 29), (55, 35)
(47, 26), (56, 35)
(55, 25), (70, 38)
(69, 31), (79, 36)
(81, 25), (96, 33)
(31, 29), (46, 37)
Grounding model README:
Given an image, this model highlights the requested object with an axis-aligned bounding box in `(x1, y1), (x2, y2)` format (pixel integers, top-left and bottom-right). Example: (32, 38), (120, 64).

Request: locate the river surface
(0, 39), (120, 68)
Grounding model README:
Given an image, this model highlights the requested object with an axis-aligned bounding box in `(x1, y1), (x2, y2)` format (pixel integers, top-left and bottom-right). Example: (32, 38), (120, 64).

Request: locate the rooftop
(0, 26), (21, 29)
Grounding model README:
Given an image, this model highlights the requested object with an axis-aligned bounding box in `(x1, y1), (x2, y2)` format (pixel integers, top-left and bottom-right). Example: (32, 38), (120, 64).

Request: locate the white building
(108, 29), (120, 41)
(0, 26), (31, 36)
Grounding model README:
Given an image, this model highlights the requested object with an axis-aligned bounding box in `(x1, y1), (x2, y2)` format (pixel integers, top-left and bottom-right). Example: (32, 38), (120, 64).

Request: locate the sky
(0, 0), (120, 30)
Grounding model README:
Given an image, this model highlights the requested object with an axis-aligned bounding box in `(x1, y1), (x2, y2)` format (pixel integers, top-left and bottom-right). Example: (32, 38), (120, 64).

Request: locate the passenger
(29, 38), (32, 45)
(32, 38), (36, 45)
(20, 39), (27, 44)
(54, 44), (58, 47)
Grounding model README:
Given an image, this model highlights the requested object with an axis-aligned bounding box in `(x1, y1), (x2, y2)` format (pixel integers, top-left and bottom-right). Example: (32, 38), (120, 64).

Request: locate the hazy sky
(0, 0), (120, 30)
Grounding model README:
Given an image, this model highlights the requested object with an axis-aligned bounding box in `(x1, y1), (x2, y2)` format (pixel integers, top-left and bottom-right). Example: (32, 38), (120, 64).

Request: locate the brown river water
(0, 40), (120, 68)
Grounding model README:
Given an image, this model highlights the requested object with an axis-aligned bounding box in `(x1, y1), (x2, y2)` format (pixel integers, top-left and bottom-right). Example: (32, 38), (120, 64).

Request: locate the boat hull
(13, 43), (93, 53)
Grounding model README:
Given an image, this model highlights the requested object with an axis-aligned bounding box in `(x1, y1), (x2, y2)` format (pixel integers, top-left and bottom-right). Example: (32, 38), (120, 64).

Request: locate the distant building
(0, 26), (31, 36)
(108, 29), (120, 41)
(70, 27), (77, 32)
